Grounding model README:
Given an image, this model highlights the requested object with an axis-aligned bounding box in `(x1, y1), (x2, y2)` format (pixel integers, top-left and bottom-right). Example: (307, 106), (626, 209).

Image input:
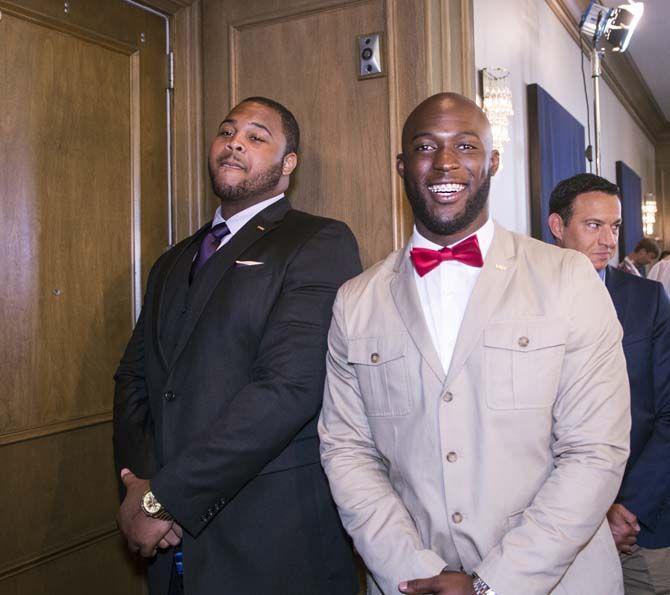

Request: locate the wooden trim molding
(139, 0), (195, 14)
(0, 523), (119, 581)
(545, 0), (670, 143)
(385, 0), (404, 249)
(424, 0), (476, 99)
(0, 413), (112, 446)
(171, 0), (206, 238)
(0, 2), (137, 53)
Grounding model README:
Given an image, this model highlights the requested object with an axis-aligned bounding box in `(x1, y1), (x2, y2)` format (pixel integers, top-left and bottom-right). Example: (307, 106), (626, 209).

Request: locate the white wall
(473, 0), (656, 243)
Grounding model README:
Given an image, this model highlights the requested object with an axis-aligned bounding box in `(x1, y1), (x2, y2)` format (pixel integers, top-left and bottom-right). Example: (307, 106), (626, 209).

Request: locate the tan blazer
(319, 224), (631, 595)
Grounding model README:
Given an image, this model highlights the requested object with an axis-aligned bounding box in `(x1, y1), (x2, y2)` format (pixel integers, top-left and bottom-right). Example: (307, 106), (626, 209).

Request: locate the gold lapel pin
(495, 264), (507, 271)
(256, 225), (265, 231)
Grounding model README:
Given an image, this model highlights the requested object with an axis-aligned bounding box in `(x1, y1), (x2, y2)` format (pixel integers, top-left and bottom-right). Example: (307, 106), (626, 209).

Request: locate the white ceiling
(608, 0), (670, 121)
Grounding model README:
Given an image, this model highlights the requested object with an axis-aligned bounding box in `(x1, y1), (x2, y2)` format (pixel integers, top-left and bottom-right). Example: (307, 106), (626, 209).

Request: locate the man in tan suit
(318, 93), (631, 595)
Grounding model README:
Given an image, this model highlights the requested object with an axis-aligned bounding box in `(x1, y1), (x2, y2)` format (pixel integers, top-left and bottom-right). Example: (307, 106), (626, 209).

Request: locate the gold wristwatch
(140, 488), (173, 521)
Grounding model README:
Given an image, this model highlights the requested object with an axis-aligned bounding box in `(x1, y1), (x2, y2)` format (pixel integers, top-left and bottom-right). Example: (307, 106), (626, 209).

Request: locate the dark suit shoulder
(607, 265), (665, 296)
(283, 208), (353, 235)
(277, 209), (358, 254)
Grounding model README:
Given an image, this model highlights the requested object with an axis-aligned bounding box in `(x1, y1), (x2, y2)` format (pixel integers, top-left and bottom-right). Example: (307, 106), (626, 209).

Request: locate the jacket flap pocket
(348, 335), (406, 365)
(484, 319), (567, 351)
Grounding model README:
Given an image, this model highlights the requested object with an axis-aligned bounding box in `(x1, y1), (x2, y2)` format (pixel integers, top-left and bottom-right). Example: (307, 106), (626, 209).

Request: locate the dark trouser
(168, 564), (184, 595)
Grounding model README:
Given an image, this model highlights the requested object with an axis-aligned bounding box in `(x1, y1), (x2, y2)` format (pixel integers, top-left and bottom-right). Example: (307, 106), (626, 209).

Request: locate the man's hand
(607, 502), (640, 554)
(399, 571), (475, 594)
(117, 468), (178, 557)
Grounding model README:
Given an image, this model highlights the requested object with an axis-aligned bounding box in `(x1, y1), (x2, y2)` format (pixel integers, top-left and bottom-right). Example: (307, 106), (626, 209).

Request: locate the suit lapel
(153, 227), (207, 371)
(390, 245), (446, 384)
(445, 224), (518, 386)
(167, 198), (291, 369)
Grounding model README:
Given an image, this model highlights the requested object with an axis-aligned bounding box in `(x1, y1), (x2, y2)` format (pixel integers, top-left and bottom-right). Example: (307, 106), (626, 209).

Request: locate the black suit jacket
(606, 265), (670, 548)
(113, 199), (362, 594)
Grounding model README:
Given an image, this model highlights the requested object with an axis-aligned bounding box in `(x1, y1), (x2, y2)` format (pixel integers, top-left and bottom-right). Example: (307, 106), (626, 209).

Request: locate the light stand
(580, 1), (644, 175)
(592, 47), (604, 175)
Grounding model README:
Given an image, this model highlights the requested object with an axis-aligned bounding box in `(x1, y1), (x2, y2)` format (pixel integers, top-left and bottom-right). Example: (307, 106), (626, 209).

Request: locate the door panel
(233, 2), (392, 266)
(0, 0), (168, 592)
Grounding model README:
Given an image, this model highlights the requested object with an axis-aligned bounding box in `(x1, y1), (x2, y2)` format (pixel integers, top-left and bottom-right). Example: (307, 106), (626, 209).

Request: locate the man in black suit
(113, 96), (361, 595)
(548, 173), (670, 594)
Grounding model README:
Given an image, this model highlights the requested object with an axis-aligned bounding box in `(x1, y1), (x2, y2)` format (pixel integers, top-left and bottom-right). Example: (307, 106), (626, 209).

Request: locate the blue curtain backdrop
(616, 160), (643, 256)
(527, 84), (586, 243)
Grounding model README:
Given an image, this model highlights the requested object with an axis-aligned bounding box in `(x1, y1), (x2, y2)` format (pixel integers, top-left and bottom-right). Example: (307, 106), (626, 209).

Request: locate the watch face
(142, 491), (162, 515)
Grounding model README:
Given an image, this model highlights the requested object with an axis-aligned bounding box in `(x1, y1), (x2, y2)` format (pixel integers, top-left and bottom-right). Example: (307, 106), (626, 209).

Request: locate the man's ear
(396, 153), (405, 179)
(489, 149), (500, 177)
(547, 213), (566, 244)
(282, 152), (298, 176)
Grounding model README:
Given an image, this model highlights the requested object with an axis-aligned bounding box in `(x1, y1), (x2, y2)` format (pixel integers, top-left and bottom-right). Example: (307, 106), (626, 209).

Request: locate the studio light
(579, 1), (644, 174)
(581, 1), (644, 52)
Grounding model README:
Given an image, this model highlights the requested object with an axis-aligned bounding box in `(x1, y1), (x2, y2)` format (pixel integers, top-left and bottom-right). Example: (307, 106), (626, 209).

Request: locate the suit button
(163, 390), (175, 401)
(370, 352), (380, 363)
(518, 336), (529, 348)
(452, 512), (463, 524)
(446, 451), (458, 463)
(442, 391), (453, 403)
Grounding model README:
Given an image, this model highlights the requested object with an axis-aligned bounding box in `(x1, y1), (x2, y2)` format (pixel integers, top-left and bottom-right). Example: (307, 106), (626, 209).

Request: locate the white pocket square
(235, 260), (264, 266)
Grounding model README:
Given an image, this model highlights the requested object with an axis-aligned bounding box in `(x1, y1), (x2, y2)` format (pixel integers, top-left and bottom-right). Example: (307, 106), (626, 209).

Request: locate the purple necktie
(190, 222), (230, 281)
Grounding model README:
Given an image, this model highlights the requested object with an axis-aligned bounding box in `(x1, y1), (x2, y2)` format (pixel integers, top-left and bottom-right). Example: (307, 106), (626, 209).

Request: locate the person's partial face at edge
(396, 93), (500, 246)
(633, 248), (657, 267)
(548, 191), (622, 272)
(208, 101), (297, 216)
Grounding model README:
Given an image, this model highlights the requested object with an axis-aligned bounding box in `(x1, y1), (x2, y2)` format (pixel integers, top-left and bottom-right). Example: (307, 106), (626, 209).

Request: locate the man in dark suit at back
(548, 173), (670, 594)
(113, 96), (361, 595)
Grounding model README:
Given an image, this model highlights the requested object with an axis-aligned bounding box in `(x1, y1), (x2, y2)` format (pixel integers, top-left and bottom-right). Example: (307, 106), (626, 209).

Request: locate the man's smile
(427, 182), (468, 203)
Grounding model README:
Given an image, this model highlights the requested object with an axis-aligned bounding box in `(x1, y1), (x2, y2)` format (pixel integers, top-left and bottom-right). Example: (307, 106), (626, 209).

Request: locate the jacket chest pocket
(348, 334), (411, 417)
(484, 319), (566, 410)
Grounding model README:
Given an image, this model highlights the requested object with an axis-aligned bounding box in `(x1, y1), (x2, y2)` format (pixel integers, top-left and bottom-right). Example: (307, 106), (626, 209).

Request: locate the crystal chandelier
(642, 193), (657, 236)
(482, 68), (514, 157)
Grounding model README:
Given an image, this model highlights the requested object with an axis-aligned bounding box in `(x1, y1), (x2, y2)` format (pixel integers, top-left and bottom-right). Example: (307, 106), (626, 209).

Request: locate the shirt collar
(410, 218), (495, 261)
(211, 193), (285, 234)
(598, 267), (606, 282)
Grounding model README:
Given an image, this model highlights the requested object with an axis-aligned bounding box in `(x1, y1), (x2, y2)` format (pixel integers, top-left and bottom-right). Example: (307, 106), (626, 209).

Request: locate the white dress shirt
(210, 193), (284, 249)
(411, 218), (494, 374)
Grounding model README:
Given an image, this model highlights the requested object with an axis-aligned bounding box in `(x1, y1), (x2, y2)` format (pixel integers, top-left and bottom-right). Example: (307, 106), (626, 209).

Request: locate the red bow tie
(410, 235), (484, 277)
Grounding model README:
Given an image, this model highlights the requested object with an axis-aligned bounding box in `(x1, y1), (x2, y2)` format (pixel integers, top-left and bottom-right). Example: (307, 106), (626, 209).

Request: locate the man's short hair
(634, 237), (660, 256)
(549, 173), (619, 226)
(240, 96), (300, 155)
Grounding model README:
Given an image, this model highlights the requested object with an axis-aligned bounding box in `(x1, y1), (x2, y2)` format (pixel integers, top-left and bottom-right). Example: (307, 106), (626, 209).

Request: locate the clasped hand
(607, 503), (640, 554)
(117, 468), (183, 557)
(399, 570), (475, 594)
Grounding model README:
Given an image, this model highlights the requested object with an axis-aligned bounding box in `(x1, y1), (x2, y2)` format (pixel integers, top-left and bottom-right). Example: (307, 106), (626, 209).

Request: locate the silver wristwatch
(472, 574), (496, 595)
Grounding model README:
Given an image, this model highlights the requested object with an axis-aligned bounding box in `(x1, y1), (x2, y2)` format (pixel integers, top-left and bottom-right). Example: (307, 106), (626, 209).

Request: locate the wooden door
(0, 0), (169, 592)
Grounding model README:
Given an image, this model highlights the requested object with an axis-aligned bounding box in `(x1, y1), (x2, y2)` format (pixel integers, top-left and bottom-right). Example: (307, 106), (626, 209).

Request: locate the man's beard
(209, 159), (283, 202)
(405, 172), (492, 237)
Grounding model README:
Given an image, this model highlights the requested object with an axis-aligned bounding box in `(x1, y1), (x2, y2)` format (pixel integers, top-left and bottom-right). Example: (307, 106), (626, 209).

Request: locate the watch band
(472, 574), (496, 595)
